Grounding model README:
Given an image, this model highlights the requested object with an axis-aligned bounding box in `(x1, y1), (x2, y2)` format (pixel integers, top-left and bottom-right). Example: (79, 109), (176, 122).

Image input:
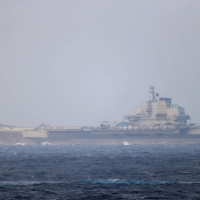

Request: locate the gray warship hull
(37, 129), (200, 145)
(0, 127), (200, 145)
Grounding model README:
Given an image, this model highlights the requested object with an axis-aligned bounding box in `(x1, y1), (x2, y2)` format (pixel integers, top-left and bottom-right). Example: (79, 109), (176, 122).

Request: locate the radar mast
(149, 86), (155, 102)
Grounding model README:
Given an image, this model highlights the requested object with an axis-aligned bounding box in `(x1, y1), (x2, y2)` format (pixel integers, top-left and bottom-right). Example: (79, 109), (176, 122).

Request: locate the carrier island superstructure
(0, 86), (200, 145)
(124, 86), (191, 131)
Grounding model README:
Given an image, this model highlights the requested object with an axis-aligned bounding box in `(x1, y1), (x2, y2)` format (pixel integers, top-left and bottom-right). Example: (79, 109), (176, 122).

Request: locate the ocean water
(0, 145), (200, 199)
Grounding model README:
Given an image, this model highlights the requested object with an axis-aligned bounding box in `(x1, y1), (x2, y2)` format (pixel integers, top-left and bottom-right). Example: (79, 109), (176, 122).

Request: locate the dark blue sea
(0, 144), (200, 199)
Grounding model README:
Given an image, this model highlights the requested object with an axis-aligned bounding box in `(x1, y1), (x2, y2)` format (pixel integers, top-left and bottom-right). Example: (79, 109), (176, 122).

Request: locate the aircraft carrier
(1, 86), (200, 145)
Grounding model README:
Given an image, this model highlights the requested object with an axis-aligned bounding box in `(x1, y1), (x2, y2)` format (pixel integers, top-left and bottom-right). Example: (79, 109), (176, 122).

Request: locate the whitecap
(15, 143), (26, 145)
(123, 141), (130, 146)
(42, 142), (53, 145)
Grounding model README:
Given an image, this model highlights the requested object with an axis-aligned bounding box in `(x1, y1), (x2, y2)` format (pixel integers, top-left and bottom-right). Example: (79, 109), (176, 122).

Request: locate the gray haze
(0, 0), (200, 127)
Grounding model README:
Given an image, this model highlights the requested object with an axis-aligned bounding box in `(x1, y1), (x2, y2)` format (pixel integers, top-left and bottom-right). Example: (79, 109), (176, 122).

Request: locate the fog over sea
(0, 145), (200, 199)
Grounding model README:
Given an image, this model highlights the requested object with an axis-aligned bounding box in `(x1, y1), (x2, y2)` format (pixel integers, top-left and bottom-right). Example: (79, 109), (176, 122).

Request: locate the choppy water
(0, 145), (200, 199)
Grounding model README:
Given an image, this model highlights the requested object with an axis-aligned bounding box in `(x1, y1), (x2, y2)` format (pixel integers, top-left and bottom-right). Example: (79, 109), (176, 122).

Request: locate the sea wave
(0, 181), (64, 186)
(80, 179), (200, 185)
(0, 179), (200, 187)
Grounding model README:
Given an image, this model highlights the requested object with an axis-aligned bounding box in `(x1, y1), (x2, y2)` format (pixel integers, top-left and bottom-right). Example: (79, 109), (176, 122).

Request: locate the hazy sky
(0, 0), (200, 127)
